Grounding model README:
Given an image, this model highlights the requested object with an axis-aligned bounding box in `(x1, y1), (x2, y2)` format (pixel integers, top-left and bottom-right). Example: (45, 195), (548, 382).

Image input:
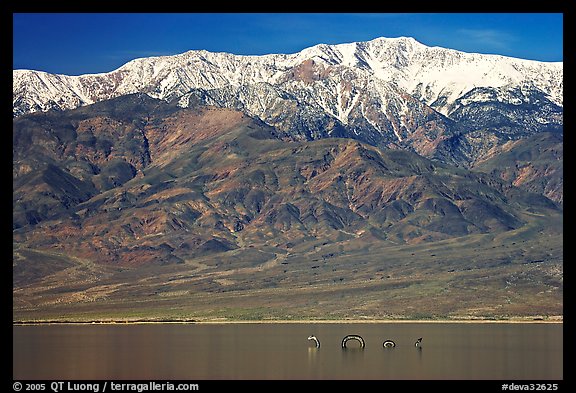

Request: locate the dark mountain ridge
(13, 94), (563, 321)
(14, 96), (559, 256)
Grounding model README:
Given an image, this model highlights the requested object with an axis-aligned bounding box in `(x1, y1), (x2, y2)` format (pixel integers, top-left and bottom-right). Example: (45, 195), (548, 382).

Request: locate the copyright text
(12, 382), (199, 393)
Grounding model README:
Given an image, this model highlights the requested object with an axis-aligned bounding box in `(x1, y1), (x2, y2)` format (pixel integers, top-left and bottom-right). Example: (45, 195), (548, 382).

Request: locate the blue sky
(13, 13), (563, 75)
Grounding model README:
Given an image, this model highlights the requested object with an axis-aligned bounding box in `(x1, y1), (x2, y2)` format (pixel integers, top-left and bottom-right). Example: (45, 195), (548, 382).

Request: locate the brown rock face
(12, 95), (563, 321)
(13, 95), (560, 268)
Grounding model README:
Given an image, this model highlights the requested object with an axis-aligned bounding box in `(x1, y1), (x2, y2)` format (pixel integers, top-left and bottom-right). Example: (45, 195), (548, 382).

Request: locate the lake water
(13, 322), (562, 380)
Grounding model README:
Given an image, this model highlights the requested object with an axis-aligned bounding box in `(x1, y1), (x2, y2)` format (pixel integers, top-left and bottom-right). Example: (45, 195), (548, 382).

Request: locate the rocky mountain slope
(13, 37), (563, 320)
(472, 132), (563, 204)
(13, 37), (563, 167)
(13, 97), (563, 320)
(13, 95), (556, 258)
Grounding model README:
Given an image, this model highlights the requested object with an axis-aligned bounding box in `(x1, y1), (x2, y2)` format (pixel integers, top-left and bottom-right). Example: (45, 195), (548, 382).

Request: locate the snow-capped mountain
(13, 37), (562, 163)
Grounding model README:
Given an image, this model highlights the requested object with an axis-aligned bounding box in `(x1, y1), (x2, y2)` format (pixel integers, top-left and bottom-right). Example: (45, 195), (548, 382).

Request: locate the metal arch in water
(308, 335), (320, 348)
(383, 339), (396, 348)
(341, 334), (365, 349)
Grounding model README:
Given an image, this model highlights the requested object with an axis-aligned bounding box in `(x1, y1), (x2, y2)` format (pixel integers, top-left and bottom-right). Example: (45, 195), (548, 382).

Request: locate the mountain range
(13, 37), (563, 163)
(12, 37), (563, 321)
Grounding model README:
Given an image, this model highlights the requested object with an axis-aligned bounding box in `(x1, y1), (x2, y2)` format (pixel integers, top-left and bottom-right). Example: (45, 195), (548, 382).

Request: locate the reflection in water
(13, 323), (562, 380)
(339, 346), (365, 379)
(307, 346), (318, 364)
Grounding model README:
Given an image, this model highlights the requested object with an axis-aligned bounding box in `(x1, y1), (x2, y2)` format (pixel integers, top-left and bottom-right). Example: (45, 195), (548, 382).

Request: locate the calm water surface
(13, 323), (562, 380)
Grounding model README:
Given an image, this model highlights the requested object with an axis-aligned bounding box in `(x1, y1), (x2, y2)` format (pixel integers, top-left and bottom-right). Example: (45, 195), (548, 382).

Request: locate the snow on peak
(13, 36), (563, 119)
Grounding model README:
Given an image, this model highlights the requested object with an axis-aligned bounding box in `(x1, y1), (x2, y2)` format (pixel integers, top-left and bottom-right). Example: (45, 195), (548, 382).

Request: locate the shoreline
(13, 317), (563, 326)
